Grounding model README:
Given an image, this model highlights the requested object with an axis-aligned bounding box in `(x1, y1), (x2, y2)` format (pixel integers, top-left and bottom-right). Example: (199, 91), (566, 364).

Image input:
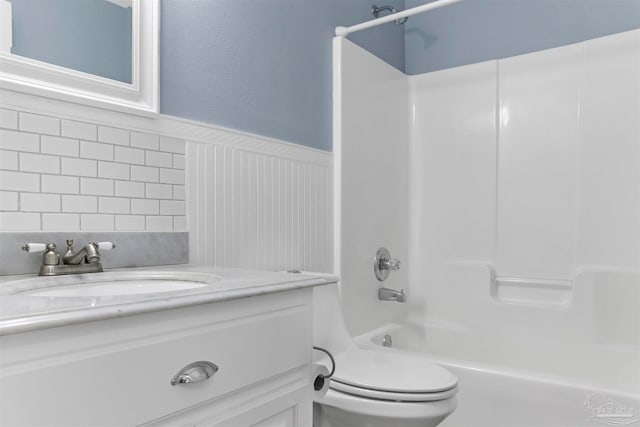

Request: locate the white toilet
(313, 283), (457, 427)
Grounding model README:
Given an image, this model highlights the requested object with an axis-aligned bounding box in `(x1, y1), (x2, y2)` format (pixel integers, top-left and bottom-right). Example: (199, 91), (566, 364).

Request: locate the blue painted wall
(160, 0), (405, 152)
(10, 0), (132, 83)
(404, 0), (640, 74)
(9, 0), (640, 151)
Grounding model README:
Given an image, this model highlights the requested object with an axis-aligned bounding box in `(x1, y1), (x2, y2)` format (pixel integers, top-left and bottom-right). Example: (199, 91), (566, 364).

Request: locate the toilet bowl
(313, 283), (457, 427)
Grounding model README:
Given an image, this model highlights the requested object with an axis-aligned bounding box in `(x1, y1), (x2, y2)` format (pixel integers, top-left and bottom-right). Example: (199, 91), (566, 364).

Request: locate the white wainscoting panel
(188, 140), (333, 273)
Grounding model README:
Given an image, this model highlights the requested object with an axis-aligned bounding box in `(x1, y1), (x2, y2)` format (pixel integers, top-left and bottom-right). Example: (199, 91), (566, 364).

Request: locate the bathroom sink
(24, 279), (208, 297)
(2, 271), (219, 299)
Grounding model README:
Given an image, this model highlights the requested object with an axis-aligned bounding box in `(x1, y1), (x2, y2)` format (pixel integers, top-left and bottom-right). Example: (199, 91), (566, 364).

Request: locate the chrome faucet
(378, 287), (406, 303)
(22, 240), (115, 276)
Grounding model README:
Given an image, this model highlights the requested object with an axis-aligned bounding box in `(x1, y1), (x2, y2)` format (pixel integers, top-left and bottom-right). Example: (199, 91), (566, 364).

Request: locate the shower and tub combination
(315, 1), (640, 426)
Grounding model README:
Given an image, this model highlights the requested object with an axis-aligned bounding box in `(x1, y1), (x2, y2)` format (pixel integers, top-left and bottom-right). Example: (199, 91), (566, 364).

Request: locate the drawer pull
(171, 361), (219, 386)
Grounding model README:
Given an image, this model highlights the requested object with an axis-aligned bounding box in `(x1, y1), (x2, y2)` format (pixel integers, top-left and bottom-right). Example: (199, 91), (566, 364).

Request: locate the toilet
(312, 283), (457, 427)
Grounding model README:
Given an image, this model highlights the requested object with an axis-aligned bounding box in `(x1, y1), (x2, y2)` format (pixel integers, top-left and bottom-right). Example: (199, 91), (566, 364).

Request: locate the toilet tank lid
(331, 348), (457, 393)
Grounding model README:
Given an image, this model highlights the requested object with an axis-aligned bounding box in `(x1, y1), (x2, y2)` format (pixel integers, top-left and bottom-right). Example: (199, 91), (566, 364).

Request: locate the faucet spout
(63, 241), (100, 265)
(378, 287), (406, 303)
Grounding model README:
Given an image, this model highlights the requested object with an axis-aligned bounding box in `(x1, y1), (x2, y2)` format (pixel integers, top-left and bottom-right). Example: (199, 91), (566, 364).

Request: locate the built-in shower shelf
(491, 276), (573, 307)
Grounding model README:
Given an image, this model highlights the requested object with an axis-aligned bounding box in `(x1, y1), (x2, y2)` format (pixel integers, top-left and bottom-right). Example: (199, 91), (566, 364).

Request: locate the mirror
(0, 0), (158, 113)
(9, 0), (133, 83)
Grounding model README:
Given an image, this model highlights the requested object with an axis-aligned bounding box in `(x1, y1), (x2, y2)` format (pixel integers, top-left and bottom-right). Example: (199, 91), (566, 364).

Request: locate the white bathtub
(357, 323), (640, 427)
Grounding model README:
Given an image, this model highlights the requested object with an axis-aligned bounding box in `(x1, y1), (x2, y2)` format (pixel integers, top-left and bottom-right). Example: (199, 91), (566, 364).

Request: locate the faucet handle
(380, 258), (401, 271)
(22, 243), (59, 266)
(374, 247), (401, 281)
(66, 240), (74, 250)
(22, 243), (47, 252)
(97, 242), (116, 250)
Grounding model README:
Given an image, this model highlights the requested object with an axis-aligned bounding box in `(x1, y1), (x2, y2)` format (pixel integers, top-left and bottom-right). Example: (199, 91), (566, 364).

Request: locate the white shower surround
(334, 28), (639, 425)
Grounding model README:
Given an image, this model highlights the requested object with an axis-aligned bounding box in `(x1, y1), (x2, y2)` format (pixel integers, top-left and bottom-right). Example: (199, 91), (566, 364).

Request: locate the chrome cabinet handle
(171, 361), (219, 386)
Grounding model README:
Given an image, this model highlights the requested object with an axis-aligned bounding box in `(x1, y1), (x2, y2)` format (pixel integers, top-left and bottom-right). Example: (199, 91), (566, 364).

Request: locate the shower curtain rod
(335, 0), (463, 37)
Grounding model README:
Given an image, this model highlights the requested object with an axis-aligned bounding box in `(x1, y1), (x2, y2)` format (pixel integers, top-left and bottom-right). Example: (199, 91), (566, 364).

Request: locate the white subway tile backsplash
(81, 177), (113, 196)
(99, 197), (130, 214)
(145, 150), (172, 168)
(0, 191), (18, 210)
(174, 216), (187, 231)
(131, 199), (159, 215)
(0, 212), (40, 230)
(81, 214), (114, 230)
(160, 200), (185, 215)
(21, 193), (60, 212)
(98, 161), (129, 180)
(115, 214), (145, 230)
(131, 132), (159, 150)
(0, 129), (39, 152)
(42, 213), (80, 230)
(146, 183), (172, 199)
(146, 215), (172, 231)
(62, 120), (97, 141)
(173, 154), (185, 170)
(20, 152), (60, 174)
(131, 165), (159, 182)
(115, 180), (144, 198)
(159, 136), (185, 154)
(98, 126), (129, 146)
(0, 171), (40, 192)
(0, 150), (18, 170)
(173, 185), (185, 200)
(62, 157), (97, 177)
(0, 109), (195, 233)
(80, 140), (114, 161)
(19, 112), (59, 135)
(0, 109), (18, 129)
(62, 195), (97, 213)
(115, 146), (145, 165)
(41, 135), (79, 157)
(159, 168), (184, 185)
(42, 174), (79, 194)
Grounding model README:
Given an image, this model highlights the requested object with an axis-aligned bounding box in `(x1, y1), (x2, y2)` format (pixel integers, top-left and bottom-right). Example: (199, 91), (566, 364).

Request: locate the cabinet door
(142, 371), (312, 427)
(248, 407), (296, 427)
(213, 390), (310, 427)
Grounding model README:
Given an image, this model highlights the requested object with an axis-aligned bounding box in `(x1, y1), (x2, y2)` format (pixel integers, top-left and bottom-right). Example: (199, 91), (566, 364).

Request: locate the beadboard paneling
(188, 142), (333, 273)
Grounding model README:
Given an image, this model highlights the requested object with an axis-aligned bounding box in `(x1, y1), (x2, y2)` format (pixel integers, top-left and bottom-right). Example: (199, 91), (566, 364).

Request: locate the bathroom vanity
(0, 266), (336, 426)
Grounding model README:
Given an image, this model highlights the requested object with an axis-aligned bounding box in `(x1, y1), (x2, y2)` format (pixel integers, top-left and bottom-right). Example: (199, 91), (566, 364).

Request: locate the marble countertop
(0, 265), (338, 336)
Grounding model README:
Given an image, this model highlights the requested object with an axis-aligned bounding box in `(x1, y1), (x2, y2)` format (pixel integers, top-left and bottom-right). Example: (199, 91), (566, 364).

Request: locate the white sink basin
(26, 279), (208, 297)
(2, 271), (220, 299)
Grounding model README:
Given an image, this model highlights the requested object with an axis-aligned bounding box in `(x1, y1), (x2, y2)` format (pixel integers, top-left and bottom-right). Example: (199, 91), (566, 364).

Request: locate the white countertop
(0, 265), (338, 336)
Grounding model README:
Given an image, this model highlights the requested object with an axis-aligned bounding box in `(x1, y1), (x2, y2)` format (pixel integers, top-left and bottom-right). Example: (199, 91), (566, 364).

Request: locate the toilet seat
(329, 349), (457, 402)
(331, 380), (457, 402)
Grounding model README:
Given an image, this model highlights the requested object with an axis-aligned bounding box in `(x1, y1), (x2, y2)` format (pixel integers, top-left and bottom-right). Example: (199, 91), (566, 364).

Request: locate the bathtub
(357, 323), (640, 427)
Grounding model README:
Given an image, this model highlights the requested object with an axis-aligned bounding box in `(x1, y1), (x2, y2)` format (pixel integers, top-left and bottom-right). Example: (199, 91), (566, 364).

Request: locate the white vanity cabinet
(0, 287), (314, 426)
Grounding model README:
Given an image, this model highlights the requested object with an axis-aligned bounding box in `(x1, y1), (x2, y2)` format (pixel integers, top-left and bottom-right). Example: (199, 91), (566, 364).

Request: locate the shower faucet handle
(374, 247), (401, 281)
(380, 257), (401, 271)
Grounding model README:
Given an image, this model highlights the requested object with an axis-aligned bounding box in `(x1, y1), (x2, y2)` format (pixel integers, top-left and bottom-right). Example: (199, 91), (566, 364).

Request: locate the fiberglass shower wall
(335, 30), (639, 390)
(333, 37), (411, 336)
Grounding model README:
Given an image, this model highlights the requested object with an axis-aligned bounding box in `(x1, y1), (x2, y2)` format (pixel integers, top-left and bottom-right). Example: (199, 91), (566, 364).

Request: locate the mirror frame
(0, 0), (158, 114)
